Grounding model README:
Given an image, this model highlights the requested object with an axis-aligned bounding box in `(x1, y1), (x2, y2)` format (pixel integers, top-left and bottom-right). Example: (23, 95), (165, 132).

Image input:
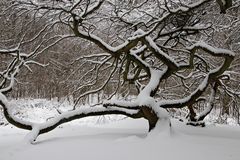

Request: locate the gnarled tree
(0, 0), (237, 142)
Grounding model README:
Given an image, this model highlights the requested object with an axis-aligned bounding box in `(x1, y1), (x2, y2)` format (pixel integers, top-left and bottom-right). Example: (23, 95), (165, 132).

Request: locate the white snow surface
(0, 118), (240, 160)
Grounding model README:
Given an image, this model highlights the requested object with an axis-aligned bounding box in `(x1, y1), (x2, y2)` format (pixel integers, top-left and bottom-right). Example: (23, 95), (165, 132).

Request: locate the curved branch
(0, 91), (143, 142)
(160, 42), (234, 109)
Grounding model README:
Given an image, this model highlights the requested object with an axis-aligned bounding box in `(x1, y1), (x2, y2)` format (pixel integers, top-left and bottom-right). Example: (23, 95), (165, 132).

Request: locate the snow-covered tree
(199, 0), (240, 123)
(0, 0), (237, 142)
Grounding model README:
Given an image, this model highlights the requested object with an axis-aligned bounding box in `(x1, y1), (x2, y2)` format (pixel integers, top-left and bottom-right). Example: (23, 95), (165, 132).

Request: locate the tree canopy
(0, 0), (239, 142)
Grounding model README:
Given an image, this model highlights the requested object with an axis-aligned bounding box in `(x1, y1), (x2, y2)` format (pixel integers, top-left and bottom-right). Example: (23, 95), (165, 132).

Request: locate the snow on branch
(196, 82), (218, 121)
(0, 89), (141, 143)
(159, 43), (235, 109)
(26, 105), (140, 142)
(144, 36), (179, 70)
(103, 99), (139, 109)
(0, 48), (28, 58)
(187, 41), (235, 57)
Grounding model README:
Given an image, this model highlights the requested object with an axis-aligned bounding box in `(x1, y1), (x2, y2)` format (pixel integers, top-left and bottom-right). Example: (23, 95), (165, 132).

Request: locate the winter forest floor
(0, 118), (240, 160)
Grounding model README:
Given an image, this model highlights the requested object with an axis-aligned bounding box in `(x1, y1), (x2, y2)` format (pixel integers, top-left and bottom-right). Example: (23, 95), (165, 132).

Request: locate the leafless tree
(0, 0), (237, 142)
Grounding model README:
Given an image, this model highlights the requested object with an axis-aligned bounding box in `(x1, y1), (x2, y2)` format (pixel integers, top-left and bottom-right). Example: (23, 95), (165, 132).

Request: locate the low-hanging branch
(0, 0), (237, 143)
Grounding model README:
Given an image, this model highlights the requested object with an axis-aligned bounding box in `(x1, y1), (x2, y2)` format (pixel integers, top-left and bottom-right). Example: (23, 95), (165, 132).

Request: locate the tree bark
(141, 107), (159, 131)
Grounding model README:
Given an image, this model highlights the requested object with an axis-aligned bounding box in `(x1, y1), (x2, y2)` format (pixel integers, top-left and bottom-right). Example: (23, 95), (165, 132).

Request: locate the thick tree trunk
(187, 105), (197, 122)
(141, 107), (159, 132)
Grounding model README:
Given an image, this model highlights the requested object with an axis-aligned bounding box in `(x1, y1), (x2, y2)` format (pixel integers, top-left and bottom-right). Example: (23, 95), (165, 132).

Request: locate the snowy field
(0, 118), (240, 160)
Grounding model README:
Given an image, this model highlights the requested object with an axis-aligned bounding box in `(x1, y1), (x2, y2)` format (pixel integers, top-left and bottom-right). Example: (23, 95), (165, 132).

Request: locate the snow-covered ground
(0, 118), (240, 160)
(0, 99), (240, 160)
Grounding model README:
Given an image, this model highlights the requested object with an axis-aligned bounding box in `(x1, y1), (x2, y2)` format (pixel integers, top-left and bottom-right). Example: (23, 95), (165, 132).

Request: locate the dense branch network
(0, 0), (237, 142)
